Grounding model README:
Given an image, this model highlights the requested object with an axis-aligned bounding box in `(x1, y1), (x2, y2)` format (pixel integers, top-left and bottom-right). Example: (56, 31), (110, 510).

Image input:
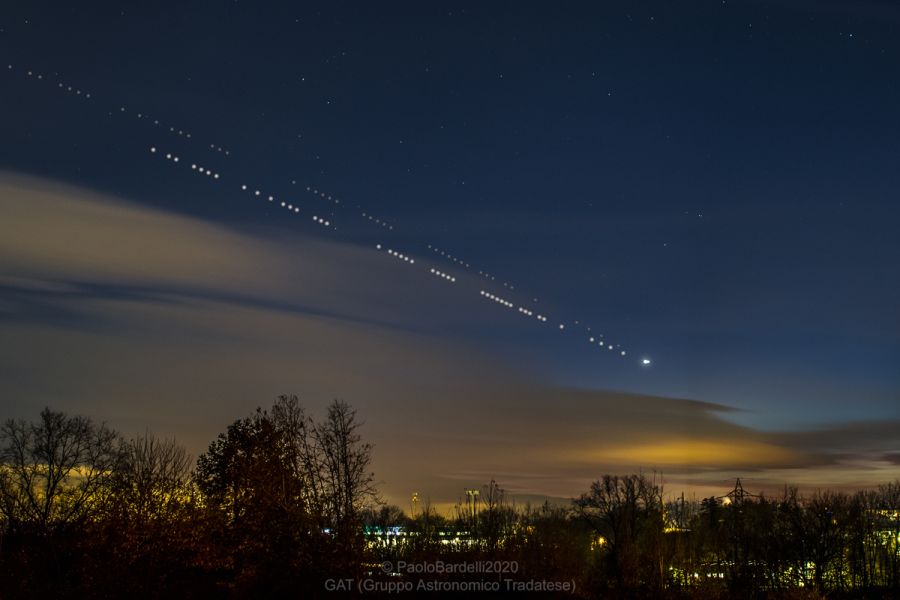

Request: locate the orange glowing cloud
(566, 438), (801, 470)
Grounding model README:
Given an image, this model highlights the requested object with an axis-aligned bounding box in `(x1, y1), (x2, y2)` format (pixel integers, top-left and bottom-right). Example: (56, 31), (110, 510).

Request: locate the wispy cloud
(1, 173), (897, 510)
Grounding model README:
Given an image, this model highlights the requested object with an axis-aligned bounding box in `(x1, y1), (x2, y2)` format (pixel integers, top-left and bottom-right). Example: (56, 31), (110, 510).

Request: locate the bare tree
(481, 479), (514, 551)
(271, 394), (326, 521)
(193, 397), (378, 587)
(93, 432), (203, 594)
(574, 473), (665, 590)
(800, 490), (852, 592)
(111, 431), (193, 525)
(316, 399), (377, 534)
(0, 408), (119, 535)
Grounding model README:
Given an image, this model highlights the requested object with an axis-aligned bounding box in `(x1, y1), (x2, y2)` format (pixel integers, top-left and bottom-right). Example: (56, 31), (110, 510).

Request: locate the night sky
(2, 1), (899, 508)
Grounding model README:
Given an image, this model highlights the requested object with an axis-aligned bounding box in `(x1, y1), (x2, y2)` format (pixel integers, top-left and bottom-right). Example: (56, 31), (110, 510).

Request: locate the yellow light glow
(569, 439), (798, 468)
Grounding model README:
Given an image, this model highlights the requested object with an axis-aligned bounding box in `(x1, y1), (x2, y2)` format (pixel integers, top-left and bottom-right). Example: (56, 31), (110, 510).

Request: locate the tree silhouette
(193, 396), (376, 593)
(0, 408), (119, 596)
(96, 431), (204, 595)
(0, 408), (119, 535)
(574, 473), (665, 592)
(315, 399), (377, 571)
(2, 405), (900, 598)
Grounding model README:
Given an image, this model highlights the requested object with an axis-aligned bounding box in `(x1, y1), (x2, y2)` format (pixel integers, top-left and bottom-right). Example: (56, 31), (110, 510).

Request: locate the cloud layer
(1, 173), (897, 509)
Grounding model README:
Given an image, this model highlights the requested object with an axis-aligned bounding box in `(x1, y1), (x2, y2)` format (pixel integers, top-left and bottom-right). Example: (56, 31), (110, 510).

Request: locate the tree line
(1, 399), (898, 598)
(0, 397), (374, 598)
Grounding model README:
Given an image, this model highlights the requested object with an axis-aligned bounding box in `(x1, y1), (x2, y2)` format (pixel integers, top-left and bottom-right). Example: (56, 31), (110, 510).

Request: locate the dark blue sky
(1, 0), (899, 494)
